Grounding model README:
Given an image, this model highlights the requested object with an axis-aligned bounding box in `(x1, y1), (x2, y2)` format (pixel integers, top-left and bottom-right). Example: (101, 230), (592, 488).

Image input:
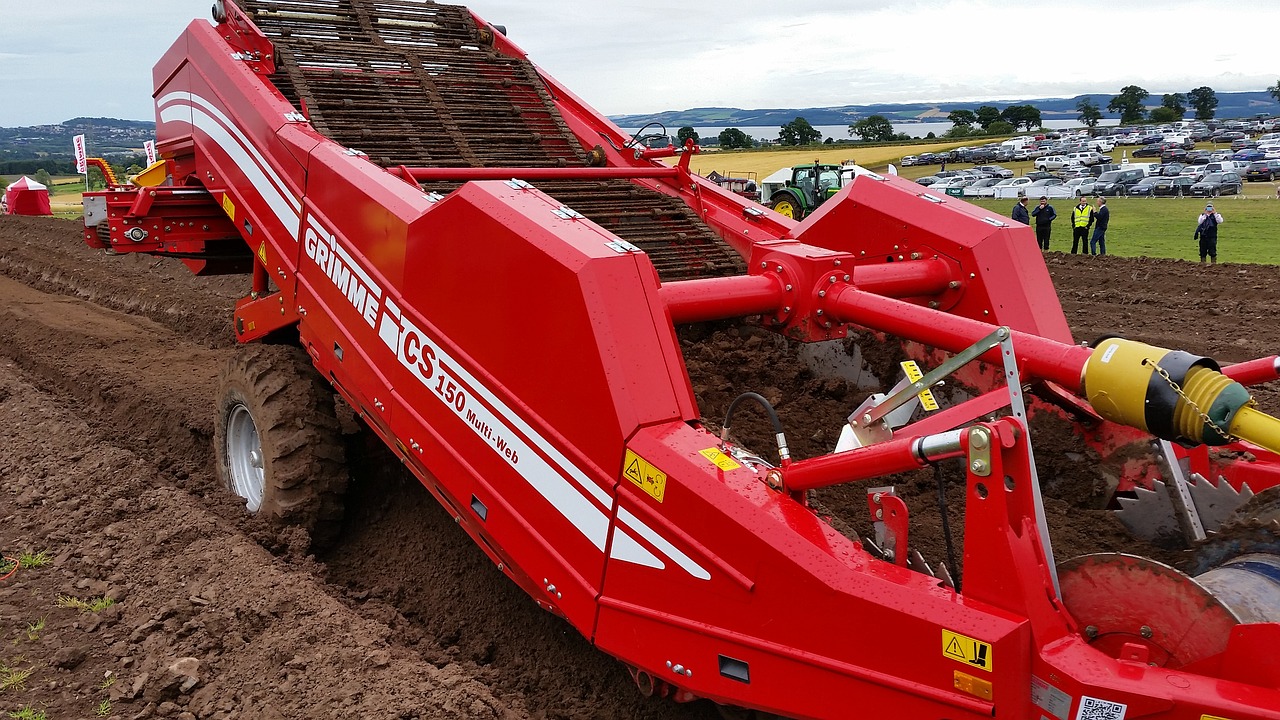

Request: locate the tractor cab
(768, 162), (845, 219)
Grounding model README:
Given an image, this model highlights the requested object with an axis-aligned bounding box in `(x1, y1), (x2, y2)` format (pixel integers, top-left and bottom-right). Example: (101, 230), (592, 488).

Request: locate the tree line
(683, 82), (1280, 150)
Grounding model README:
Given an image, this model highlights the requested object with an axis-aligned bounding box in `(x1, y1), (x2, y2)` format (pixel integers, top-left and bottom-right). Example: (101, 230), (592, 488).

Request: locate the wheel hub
(226, 403), (265, 512)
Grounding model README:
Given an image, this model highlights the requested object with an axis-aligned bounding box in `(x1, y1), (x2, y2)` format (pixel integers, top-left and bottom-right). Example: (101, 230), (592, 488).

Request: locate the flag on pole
(144, 140), (157, 166)
(73, 134), (87, 174)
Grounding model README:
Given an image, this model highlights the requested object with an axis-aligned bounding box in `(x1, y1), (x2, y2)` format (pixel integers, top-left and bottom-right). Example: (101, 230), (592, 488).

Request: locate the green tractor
(767, 162), (847, 220)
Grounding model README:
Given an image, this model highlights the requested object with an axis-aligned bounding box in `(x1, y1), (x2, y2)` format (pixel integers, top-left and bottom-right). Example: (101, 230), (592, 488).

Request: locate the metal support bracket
(993, 327), (1060, 597)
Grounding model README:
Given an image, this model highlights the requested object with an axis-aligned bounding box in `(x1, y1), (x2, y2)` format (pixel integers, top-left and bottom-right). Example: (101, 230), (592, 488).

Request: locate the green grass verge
(965, 196), (1280, 264)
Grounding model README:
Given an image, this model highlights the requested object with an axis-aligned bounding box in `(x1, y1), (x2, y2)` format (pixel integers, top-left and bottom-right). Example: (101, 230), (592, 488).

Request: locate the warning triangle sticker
(257, 242), (268, 265)
(624, 458), (643, 484)
(945, 637), (966, 661)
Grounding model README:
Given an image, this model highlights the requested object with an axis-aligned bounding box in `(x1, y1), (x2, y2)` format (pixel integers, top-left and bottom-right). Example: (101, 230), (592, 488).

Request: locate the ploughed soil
(2, 215), (1279, 720)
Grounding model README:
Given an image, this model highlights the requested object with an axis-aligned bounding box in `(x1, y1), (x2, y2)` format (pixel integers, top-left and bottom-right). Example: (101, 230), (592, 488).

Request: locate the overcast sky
(1, 0), (1277, 127)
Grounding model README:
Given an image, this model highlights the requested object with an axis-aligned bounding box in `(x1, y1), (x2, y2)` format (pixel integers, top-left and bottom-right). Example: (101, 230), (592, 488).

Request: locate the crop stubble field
(1, 200), (1280, 719)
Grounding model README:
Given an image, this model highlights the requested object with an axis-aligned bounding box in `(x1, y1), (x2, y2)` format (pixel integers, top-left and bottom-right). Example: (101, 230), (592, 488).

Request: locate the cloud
(1, 0), (1278, 126)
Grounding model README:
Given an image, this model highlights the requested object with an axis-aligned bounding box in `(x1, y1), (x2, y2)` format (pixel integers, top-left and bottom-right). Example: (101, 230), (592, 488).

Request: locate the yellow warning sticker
(222, 193), (236, 221)
(623, 449), (667, 503)
(1201, 716), (1234, 720)
(942, 630), (992, 672)
(699, 447), (740, 471)
(257, 241), (268, 265)
(901, 360), (939, 412)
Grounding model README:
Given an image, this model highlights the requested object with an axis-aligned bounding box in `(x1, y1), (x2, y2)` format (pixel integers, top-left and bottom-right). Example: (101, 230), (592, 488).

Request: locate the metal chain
(1142, 358), (1238, 442)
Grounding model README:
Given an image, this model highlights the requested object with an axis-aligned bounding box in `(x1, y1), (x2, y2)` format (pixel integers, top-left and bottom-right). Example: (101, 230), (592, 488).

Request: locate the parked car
(1133, 144), (1169, 158)
(1034, 155), (1072, 171)
(1088, 163), (1123, 178)
(1025, 170), (1061, 182)
(1245, 159), (1280, 181)
(1065, 177), (1098, 196)
(1152, 176), (1198, 197)
(1203, 160), (1248, 175)
(1231, 138), (1259, 151)
(1190, 172), (1244, 197)
(963, 177), (1005, 197)
(974, 164), (1014, 179)
(1234, 149), (1266, 163)
(1026, 178), (1065, 188)
(1127, 177), (1161, 197)
(1161, 148), (1189, 163)
(900, 155), (919, 167)
(1094, 169), (1147, 196)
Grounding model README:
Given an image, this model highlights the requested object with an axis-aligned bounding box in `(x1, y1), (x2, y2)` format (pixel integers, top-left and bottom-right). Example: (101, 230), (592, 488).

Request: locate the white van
(1204, 161), (1249, 175)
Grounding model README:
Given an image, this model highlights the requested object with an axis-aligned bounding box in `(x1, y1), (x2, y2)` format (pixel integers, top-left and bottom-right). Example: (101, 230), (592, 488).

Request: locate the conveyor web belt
(238, 0), (746, 281)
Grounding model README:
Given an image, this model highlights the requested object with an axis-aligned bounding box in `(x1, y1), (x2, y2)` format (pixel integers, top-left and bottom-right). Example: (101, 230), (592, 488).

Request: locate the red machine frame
(82, 3), (1280, 718)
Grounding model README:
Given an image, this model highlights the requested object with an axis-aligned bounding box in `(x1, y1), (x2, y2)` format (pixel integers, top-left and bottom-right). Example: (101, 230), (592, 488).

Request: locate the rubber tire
(215, 344), (348, 548)
(770, 194), (803, 220)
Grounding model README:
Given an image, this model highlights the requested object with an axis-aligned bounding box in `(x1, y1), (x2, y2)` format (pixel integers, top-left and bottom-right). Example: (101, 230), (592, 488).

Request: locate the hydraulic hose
(720, 392), (791, 466)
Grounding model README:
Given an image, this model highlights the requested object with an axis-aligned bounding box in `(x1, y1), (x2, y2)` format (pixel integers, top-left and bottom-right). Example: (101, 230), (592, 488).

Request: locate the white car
(991, 176), (1037, 199)
(1034, 155), (1070, 171)
(963, 178), (1005, 197)
(1065, 177), (1098, 196)
(901, 155), (919, 166)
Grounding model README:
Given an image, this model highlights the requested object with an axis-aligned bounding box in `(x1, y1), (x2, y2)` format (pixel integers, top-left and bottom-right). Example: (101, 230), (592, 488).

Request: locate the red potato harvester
(82, 1), (1280, 717)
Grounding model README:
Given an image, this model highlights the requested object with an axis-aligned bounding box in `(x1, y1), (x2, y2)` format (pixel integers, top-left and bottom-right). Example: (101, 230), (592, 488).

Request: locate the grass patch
(17, 552), (50, 570)
(965, 196), (1280, 264)
(55, 595), (115, 613)
(95, 699), (111, 717)
(0, 660), (33, 694)
(23, 618), (44, 643)
(99, 673), (115, 690)
(0, 558), (13, 576)
(6, 708), (47, 720)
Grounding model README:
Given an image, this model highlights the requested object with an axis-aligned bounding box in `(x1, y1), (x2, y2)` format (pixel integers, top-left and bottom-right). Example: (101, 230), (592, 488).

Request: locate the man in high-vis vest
(1070, 198), (1095, 255)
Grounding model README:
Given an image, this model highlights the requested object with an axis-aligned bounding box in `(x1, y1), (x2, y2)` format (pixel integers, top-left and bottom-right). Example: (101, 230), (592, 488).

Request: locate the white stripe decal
(618, 507), (710, 580)
(159, 104), (300, 239)
(157, 91), (301, 212)
(609, 529), (665, 570)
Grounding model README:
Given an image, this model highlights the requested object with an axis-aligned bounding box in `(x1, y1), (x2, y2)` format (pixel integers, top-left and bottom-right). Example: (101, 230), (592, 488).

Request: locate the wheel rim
(774, 200), (796, 218)
(226, 403), (265, 512)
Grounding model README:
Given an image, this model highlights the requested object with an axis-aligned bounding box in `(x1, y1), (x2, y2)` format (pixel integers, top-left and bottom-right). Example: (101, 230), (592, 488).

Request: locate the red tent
(4, 176), (53, 216)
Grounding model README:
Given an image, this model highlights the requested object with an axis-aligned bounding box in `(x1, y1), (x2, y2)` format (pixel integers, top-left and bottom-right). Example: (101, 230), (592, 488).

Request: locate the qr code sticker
(1075, 696), (1127, 720)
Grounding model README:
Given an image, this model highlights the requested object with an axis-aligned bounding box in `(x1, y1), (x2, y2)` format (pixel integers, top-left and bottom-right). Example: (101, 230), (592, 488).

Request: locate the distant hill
(0, 118), (153, 175)
(610, 91), (1280, 128)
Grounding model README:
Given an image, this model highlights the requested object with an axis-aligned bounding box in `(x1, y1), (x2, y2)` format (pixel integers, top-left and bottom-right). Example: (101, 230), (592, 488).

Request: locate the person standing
(1070, 198), (1095, 254)
(1030, 196), (1056, 250)
(1089, 196), (1110, 256)
(1194, 203), (1224, 264)
(1011, 194), (1030, 225)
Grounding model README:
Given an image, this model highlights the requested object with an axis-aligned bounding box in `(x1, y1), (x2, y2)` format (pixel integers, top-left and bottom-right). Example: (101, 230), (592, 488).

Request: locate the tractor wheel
(770, 195), (803, 220)
(215, 343), (348, 548)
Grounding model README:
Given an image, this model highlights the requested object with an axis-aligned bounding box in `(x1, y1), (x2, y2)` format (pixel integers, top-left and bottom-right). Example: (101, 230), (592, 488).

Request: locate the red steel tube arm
(659, 274), (786, 325)
(780, 429), (966, 492)
(1223, 355), (1280, 387)
(826, 284), (1093, 391)
(852, 258), (955, 299)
